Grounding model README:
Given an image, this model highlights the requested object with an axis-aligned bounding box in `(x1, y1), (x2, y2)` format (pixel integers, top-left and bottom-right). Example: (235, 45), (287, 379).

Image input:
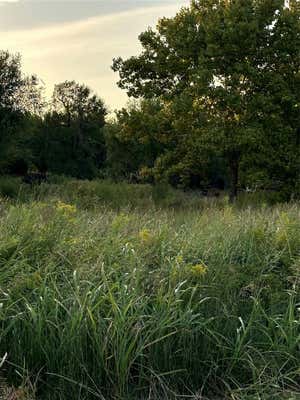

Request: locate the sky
(0, 0), (189, 111)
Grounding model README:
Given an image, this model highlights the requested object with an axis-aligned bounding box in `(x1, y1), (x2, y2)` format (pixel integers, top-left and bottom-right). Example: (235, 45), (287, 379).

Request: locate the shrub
(0, 176), (21, 199)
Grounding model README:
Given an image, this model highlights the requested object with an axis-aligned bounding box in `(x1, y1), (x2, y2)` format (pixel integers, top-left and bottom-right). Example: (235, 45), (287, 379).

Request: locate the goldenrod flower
(56, 201), (77, 216)
(191, 263), (208, 276)
(139, 229), (152, 243)
(65, 237), (80, 246)
(175, 255), (184, 264)
(111, 213), (130, 230)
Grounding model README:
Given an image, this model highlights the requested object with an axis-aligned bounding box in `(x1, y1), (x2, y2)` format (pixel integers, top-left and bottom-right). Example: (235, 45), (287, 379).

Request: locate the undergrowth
(0, 180), (299, 399)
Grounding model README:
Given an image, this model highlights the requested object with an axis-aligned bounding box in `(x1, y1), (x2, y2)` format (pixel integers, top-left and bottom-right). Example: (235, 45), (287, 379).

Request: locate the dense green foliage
(0, 51), (44, 175)
(0, 180), (299, 399)
(112, 0), (300, 199)
(2, 80), (107, 179)
(32, 81), (107, 178)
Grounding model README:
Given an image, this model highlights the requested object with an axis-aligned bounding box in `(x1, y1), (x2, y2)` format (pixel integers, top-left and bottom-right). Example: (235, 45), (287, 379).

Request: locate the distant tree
(262, 0), (300, 197)
(105, 97), (226, 189)
(53, 80), (106, 123)
(144, 93), (228, 189)
(0, 51), (23, 109)
(104, 122), (141, 181)
(105, 99), (171, 181)
(113, 0), (300, 200)
(33, 81), (108, 178)
(19, 75), (47, 116)
(0, 50), (45, 174)
(0, 51), (23, 168)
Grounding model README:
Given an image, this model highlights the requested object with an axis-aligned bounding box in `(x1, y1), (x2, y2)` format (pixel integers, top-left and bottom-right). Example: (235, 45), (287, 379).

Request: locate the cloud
(0, 0), (19, 4)
(0, 2), (188, 110)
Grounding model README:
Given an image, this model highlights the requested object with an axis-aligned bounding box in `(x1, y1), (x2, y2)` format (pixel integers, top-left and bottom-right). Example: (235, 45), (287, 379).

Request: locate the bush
(0, 176), (21, 199)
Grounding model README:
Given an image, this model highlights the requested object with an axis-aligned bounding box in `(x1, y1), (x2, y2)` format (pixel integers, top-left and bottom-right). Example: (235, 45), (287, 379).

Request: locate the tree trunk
(229, 156), (239, 203)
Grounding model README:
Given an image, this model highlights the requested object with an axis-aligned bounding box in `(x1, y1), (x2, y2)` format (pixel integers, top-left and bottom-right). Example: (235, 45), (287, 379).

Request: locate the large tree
(0, 51), (24, 160)
(105, 97), (226, 189)
(33, 81), (107, 178)
(0, 50), (45, 173)
(113, 0), (300, 199)
(53, 80), (106, 148)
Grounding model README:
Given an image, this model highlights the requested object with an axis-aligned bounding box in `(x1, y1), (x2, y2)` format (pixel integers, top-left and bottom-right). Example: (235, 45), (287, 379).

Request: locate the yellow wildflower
(275, 212), (292, 246)
(275, 227), (289, 247)
(56, 201), (77, 216)
(111, 213), (130, 230)
(253, 227), (265, 241)
(191, 263), (208, 277)
(66, 237), (80, 246)
(139, 229), (152, 243)
(279, 212), (291, 226)
(175, 255), (184, 264)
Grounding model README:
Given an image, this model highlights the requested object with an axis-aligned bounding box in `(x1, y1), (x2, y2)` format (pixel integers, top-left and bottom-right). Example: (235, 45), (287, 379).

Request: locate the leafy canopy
(113, 0), (300, 198)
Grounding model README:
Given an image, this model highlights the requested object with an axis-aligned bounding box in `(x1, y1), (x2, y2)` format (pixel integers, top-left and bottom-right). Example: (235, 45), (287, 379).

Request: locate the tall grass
(0, 176), (243, 210)
(0, 181), (299, 399)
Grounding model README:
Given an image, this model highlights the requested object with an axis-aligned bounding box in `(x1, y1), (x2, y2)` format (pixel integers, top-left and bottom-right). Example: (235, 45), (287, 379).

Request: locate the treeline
(0, 0), (300, 200)
(0, 62), (107, 179)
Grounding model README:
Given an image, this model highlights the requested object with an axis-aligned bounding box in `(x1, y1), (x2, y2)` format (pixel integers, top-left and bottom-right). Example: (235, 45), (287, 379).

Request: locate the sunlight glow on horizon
(0, 2), (188, 110)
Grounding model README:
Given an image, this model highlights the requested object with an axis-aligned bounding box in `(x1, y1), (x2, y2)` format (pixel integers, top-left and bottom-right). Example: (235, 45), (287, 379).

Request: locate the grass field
(0, 179), (299, 399)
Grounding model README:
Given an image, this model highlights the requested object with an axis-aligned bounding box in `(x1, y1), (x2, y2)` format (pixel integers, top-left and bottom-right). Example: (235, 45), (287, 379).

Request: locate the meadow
(0, 178), (299, 400)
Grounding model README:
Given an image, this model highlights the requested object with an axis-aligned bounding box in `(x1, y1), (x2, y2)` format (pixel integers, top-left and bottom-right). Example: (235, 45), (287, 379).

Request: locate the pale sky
(0, 0), (189, 111)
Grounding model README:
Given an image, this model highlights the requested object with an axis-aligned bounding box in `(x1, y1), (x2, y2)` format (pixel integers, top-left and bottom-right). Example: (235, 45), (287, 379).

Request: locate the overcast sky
(0, 0), (189, 111)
